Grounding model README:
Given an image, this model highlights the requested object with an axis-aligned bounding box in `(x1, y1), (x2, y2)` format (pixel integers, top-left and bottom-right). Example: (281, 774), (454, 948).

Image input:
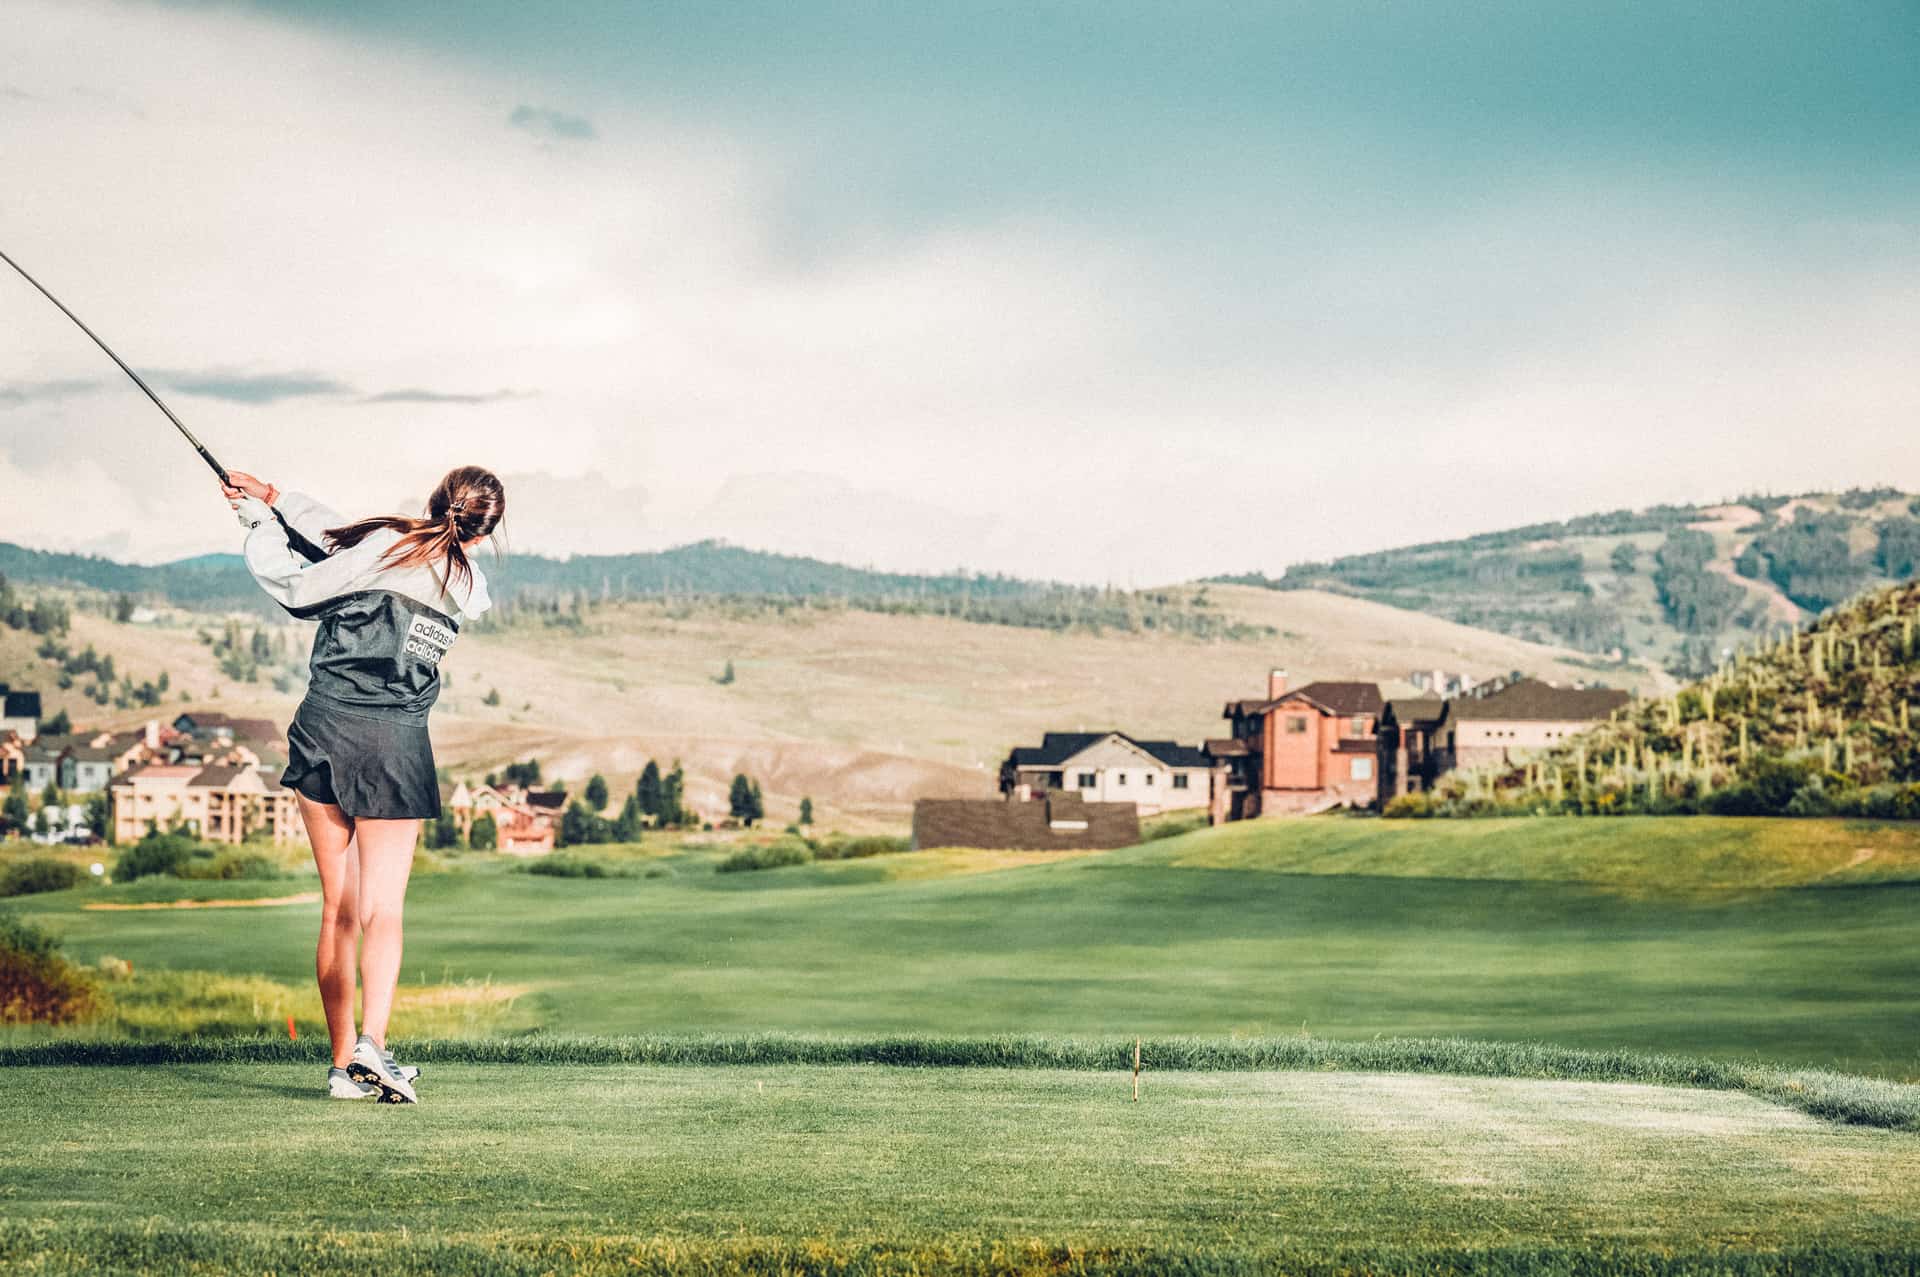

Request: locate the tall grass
(2, 1222), (1913, 1277)
(4, 1033), (1914, 1132)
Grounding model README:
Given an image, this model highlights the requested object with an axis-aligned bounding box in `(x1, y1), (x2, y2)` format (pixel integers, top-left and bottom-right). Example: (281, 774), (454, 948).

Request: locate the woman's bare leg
(354, 817), (421, 1049)
(297, 792), (359, 1069)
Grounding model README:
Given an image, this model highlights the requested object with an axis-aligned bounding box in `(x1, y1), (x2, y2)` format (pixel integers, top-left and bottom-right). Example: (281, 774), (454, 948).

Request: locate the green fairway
(4, 1062), (1919, 1275)
(9, 817), (1920, 1078)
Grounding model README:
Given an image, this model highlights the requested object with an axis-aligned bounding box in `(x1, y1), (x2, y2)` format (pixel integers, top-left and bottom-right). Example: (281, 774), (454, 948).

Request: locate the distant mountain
(1214, 489), (1920, 677)
(0, 537), (1056, 615)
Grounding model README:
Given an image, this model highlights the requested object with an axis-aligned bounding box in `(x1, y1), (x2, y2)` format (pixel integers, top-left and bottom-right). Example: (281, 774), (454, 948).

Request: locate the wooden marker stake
(1132, 1037), (1141, 1102)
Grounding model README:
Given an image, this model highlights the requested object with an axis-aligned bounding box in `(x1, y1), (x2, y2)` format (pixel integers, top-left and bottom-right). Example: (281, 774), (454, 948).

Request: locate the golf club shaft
(0, 247), (230, 486)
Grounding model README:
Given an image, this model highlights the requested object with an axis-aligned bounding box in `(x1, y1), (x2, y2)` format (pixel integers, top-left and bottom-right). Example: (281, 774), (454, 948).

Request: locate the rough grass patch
(717, 841), (814, 873)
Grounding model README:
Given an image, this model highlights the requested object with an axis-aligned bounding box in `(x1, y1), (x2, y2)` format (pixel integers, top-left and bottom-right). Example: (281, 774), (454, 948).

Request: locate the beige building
(1376, 678), (1632, 805)
(111, 762), (307, 846)
(1000, 731), (1217, 817)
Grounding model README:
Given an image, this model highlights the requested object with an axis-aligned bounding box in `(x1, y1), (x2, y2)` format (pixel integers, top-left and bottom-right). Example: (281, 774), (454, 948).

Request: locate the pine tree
(661, 762), (686, 828)
(729, 773), (755, 823)
(749, 779), (764, 825)
(799, 796), (814, 826)
(613, 794), (643, 843)
(637, 760), (663, 818)
(585, 773), (609, 811)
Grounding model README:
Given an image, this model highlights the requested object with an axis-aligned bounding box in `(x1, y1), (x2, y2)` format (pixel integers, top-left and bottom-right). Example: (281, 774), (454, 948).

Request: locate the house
(1409, 669), (1478, 697)
(60, 741), (127, 794)
(1374, 698), (1448, 804)
(21, 736), (74, 792)
(31, 803), (95, 845)
(1377, 678), (1632, 806)
(999, 732), (1218, 816)
(439, 781), (558, 853)
(912, 790), (1140, 851)
(1, 685), (42, 742)
(0, 731), (25, 783)
(1205, 669), (1384, 819)
(171, 711), (280, 745)
(109, 762), (307, 845)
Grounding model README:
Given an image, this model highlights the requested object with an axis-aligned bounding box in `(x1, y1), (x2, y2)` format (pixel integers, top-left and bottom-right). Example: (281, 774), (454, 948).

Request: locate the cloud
(0, 377), (106, 407)
(507, 104), (595, 141)
(358, 387), (531, 405)
(155, 370), (353, 404)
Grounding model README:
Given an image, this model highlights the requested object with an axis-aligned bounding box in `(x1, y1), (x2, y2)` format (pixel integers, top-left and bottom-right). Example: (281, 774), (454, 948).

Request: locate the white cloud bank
(1, 0), (1916, 583)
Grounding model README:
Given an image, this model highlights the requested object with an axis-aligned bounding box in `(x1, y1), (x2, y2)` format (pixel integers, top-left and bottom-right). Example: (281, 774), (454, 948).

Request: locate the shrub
(112, 833), (198, 882)
(523, 854), (642, 879)
(0, 857), (86, 898)
(1383, 792), (1437, 819)
(470, 813), (498, 851)
(716, 841), (813, 873)
(197, 851), (283, 881)
(808, 834), (911, 860)
(0, 911), (100, 1025)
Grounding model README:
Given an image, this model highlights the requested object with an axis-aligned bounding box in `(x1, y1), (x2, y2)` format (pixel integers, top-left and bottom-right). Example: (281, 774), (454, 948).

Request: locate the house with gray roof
(0, 685), (42, 742)
(999, 731), (1217, 816)
(1377, 678), (1632, 807)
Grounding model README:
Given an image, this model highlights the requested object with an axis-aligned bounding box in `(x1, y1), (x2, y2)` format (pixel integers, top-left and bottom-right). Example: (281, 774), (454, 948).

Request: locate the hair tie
(450, 499), (467, 515)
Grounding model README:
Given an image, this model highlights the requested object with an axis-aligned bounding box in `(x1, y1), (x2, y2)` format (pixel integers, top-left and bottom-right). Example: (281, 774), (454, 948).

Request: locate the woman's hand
(221, 471), (277, 504)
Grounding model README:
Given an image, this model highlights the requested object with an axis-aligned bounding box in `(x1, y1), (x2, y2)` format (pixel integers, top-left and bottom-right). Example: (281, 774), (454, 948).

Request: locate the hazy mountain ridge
(1220, 489), (1920, 675)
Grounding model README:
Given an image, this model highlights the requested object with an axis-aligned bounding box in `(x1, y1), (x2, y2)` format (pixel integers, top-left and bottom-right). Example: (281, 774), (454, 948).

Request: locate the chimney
(1267, 668), (1288, 699)
(143, 720), (160, 751)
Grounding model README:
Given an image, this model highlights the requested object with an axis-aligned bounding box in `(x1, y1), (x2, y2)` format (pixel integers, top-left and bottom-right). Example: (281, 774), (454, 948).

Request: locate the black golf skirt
(281, 696), (442, 820)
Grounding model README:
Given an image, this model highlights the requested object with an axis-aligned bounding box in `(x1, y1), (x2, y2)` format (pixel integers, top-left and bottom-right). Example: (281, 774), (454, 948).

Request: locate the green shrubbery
(112, 834), (282, 882)
(0, 857), (87, 898)
(523, 854), (644, 879)
(715, 833), (913, 873)
(716, 841), (813, 873)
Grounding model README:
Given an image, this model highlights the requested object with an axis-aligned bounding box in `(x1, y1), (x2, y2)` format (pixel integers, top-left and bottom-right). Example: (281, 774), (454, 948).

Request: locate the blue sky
(2, 1), (1917, 578)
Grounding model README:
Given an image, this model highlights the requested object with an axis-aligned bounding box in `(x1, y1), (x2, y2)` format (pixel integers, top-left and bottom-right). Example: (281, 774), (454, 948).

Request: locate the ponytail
(323, 466), (505, 597)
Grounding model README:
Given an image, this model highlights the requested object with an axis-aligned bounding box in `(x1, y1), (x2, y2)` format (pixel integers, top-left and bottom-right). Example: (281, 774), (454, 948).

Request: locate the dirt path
(84, 891), (320, 911)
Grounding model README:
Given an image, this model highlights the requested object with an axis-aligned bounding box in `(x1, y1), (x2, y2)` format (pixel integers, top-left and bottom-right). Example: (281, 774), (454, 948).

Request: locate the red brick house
(1206, 670), (1384, 819)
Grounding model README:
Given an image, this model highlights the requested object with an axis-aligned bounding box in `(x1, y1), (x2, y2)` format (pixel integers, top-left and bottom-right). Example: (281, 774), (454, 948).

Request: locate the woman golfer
(224, 465), (503, 1103)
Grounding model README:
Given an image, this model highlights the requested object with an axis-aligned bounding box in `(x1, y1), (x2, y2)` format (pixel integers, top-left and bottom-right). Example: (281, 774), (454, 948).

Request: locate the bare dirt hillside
(3, 587), (1663, 828)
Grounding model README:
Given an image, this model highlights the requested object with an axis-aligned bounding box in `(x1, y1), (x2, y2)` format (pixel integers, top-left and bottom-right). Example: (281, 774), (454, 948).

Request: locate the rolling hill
(1424, 577), (1920, 818)
(0, 579), (1662, 827)
(1226, 488), (1920, 676)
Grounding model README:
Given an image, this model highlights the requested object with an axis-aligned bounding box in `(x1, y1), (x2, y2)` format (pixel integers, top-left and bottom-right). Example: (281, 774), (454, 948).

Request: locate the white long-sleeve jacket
(236, 492), (491, 720)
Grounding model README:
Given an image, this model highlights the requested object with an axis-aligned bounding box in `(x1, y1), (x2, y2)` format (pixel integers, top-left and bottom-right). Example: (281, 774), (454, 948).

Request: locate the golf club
(0, 245), (231, 486)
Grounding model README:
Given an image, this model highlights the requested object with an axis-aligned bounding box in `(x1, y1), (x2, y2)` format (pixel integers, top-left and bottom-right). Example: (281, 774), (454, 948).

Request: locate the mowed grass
(11, 817), (1920, 1078)
(4, 1064), (1919, 1275)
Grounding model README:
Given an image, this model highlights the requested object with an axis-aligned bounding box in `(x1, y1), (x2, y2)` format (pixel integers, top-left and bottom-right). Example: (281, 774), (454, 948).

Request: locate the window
(1172, 774), (1190, 790)
(1351, 757), (1374, 781)
(1144, 773), (1156, 785)
(1116, 773), (1128, 786)
(1285, 716), (1308, 734)
(1351, 716), (1367, 736)
(1077, 772), (1096, 788)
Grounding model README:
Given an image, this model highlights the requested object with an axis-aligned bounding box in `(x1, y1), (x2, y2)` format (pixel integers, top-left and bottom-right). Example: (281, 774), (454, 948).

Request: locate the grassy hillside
(10, 816), (1920, 1076)
(0, 583), (1658, 825)
(4, 1060), (1918, 1275)
(1409, 579), (1920, 819)
(1230, 488), (1920, 675)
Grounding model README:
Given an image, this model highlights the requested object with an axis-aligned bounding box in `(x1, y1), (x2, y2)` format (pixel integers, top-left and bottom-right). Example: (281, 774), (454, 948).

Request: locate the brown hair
(324, 465), (505, 597)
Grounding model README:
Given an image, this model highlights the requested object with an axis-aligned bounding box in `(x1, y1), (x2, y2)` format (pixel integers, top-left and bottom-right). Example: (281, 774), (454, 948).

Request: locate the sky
(2, 1), (1917, 583)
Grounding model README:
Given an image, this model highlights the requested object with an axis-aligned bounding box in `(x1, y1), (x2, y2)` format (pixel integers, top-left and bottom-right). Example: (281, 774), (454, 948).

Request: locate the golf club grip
(0, 246), (230, 486)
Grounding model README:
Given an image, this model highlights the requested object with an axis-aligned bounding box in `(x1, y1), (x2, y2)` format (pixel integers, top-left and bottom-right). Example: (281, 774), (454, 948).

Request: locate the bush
(470, 813), (498, 851)
(523, 854), (641, 879)
(807, 834), (911, 861)
(186, 851), (283, 882)
(0, 911), (99, 1025)
(1382, 792), (1438, 819)
(716, 841), (814, 873)
(0, 857), (86, 898)
(112, 833), (198, 882)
